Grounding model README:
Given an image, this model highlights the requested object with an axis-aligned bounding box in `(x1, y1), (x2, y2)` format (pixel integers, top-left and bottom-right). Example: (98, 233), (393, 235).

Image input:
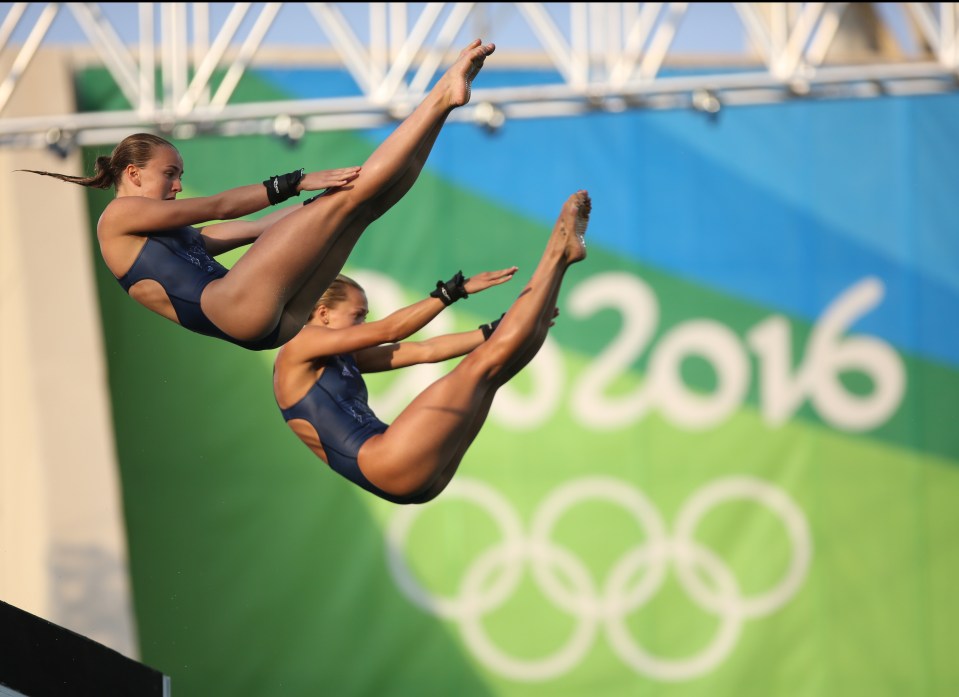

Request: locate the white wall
(0, 49), (138, 659)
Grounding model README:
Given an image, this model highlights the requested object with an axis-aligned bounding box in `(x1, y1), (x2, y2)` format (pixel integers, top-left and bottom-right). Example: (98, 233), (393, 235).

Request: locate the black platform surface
(0, 600), (170, 697)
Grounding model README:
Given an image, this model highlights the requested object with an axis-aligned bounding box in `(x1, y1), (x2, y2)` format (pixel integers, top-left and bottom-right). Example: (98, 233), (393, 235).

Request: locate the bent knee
(365, 467), (431, 500)
(358, 450), (442, 501)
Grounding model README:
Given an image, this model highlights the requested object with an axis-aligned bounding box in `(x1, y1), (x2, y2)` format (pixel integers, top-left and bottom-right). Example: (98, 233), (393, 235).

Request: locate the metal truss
(2, 2), (959, 151)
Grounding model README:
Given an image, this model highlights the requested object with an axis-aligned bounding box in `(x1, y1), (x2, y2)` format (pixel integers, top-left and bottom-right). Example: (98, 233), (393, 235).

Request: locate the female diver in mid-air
(21, 40), (495, 351)
(272, 190), (591, 504)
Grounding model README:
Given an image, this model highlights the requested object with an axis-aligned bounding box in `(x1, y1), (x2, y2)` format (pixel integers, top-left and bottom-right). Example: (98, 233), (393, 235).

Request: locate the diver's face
(323, 287), (369, 329)
(131, 145), (184, 200)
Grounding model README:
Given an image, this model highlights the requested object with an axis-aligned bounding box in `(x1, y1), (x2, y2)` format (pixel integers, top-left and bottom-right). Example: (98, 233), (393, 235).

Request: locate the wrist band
(479, 313), (505, 340)
(263, 168), (304, 205)
(430, 271), (469, 306)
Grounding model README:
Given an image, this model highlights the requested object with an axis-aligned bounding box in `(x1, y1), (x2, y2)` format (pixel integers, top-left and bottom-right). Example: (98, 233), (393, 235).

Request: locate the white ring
(385, 478), (525, 620)
(673, 476), (813, 618)
(459, 543), (600, 681)
(386, 475), (812, 682)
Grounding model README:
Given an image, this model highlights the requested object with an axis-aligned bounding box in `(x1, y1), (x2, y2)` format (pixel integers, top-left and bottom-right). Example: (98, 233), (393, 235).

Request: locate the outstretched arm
(98, 166), (361, 240)
(357, 307), (552, 372)
(282, 267), (517, 366)
(355, 327), (487, 372)
(198, 205), (300, 256)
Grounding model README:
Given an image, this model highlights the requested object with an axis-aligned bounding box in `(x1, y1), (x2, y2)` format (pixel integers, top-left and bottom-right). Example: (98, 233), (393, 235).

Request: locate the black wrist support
(430, 271), (469, 306)
(263, 168), (304, 205)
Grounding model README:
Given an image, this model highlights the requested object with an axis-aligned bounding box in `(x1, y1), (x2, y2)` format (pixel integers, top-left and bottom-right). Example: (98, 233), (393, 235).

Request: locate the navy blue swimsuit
(116, 226), (281, 351)
(279, 354), (407, 503)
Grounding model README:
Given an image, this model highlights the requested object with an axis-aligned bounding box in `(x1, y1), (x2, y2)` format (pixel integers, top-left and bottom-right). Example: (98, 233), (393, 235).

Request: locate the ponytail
(18, 155), (116, 189)
(17, 132), (176, 191)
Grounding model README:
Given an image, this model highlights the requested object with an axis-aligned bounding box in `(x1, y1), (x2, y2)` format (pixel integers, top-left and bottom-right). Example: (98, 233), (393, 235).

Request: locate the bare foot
(438, 39), (496, 109)
(555, 190), (590, 264)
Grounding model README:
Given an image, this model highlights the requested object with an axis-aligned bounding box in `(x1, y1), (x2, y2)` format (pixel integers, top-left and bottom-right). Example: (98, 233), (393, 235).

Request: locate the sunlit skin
(94, 39), (497, 348)
(321, 286), (370, 330)
(118, 145), (185, 200)
(274, 191), (590, 504)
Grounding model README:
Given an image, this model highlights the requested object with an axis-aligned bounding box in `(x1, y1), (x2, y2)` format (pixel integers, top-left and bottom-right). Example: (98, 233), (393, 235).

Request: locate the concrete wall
(0, 49), (137, 659)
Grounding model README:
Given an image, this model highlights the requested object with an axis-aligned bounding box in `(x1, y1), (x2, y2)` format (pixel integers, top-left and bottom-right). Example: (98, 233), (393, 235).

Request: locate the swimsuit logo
(386, 476), (812, 682)
(185, 245), (203, 268)
(188, 246), (217, 273)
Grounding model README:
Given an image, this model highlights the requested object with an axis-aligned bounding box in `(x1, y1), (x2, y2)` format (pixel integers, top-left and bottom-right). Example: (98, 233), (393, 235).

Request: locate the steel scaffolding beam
(1, 2), (957, 151)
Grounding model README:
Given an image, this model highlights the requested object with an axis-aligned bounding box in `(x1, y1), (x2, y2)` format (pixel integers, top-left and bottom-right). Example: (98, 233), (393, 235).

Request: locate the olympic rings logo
(386, 476), (813, 682)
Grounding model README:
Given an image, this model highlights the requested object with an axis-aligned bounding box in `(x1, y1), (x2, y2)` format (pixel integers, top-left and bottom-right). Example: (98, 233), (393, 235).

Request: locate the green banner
(81, 66), (959, 696)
